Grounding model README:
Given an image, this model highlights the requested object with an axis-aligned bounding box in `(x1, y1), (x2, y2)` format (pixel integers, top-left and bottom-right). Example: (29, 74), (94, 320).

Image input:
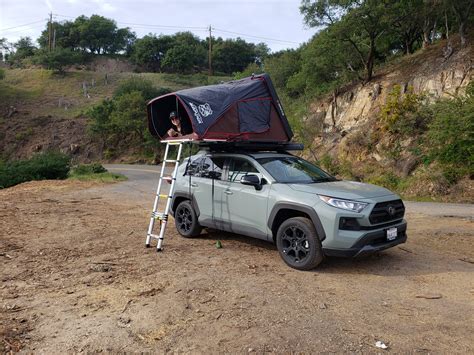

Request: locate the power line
(212, 28), (298, 44)
(0, 20), (45, 32)
(52, 14), (297, 45)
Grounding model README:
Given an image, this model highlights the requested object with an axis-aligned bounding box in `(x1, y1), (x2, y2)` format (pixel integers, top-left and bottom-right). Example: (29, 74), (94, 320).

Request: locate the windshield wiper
(312, 177), (337, 183)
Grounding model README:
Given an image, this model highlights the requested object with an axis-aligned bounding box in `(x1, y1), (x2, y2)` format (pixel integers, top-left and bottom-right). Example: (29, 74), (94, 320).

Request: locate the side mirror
(240, 174), (262, 190)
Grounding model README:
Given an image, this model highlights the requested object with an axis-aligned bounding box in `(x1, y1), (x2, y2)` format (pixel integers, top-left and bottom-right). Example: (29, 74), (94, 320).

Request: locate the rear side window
(227, 158), (260, 182)
(186, 156), (225, 180)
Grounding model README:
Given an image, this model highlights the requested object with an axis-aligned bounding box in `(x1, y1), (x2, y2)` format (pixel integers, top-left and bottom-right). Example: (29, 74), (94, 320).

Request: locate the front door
(219, 157), (270, 240)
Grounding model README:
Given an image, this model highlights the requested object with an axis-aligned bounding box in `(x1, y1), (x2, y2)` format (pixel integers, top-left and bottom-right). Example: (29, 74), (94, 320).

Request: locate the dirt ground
(1, 180), (473, 353)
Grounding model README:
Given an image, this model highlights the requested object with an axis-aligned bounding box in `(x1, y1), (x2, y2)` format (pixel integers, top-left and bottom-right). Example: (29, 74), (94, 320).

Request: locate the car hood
(288, 180), (394, 200)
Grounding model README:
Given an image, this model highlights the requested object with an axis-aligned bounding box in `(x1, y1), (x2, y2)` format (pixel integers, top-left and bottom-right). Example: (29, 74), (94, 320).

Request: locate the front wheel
(174, 200), (202, 237)
(276, 217), (324, 270)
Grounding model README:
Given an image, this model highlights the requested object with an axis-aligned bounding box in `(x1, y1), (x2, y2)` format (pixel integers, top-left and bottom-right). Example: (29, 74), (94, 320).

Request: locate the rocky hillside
(303, 36), (473, 202)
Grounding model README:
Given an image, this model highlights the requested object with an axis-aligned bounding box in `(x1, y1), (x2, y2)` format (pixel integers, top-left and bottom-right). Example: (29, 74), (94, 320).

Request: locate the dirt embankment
(1, 180), (473, 352)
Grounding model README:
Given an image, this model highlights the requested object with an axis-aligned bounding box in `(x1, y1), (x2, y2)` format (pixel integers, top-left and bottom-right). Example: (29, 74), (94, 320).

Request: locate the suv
(170, 150), (407, 270)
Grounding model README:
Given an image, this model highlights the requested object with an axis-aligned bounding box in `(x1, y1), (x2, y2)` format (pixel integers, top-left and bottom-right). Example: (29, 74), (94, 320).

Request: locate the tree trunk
(459, 21), (467, 46)
(422, 18), (431, 49)
(365, 40), (375, 82)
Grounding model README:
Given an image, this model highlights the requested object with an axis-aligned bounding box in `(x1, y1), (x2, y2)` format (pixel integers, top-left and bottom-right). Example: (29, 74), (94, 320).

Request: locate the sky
(0, 0), (316, 52)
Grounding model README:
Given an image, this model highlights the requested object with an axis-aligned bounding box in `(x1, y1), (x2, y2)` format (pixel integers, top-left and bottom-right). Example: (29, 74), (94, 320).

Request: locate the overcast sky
(0, 0), (316, 52)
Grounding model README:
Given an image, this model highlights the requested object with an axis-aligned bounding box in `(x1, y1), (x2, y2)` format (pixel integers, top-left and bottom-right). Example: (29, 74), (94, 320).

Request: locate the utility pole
(53, 29), (56, 51)
(48, 12), (52, 52)
(208, 25), (213, 76)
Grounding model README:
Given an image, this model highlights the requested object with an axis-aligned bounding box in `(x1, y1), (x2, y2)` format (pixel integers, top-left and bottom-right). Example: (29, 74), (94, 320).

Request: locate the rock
(318, 303), (327, 310)
(70, 144), (80, 154)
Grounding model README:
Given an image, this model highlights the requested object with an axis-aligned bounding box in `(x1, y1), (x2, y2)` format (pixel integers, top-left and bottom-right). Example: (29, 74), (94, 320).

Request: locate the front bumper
(323, 221), (407, 257)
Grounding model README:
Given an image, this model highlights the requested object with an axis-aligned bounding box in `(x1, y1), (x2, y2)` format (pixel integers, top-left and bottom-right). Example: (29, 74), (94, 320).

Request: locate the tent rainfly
(147, 74), (293, 142)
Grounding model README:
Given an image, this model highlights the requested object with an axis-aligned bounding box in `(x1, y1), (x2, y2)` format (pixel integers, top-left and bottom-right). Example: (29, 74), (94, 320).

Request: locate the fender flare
(171, 192), (200, 217)
(267, 202), (326, 241)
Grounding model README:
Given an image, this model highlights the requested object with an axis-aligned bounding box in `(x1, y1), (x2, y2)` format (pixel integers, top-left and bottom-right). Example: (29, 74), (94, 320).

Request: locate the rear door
(186, 155), (225, 227)
(218, 157), (270, 240)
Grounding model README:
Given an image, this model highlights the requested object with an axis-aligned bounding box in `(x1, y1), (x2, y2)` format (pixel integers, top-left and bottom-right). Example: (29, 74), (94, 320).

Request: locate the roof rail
(197, 141), (304, 152)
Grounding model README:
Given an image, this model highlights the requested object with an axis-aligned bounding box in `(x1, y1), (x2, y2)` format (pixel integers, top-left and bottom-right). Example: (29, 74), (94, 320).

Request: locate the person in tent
(166, 111), (184, 138)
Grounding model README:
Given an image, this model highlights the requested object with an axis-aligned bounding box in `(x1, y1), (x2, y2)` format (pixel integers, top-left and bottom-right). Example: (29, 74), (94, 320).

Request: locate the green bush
(70, 163), (107, 175)
(114, 77), (170, 101)
(0, 68), (5, 80)
(379, 85), (427, 135)
(0, 151), (71, 189)
(425, 82), (474, 177)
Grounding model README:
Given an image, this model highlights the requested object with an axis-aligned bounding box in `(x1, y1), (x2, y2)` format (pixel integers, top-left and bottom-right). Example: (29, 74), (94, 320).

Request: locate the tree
(131, 34), (175, 72)
(450, 0), (474, 46)
(38, 15), (135, 54)
(300, 0), (395, 82)
(213, 38), (257, 74)
(162, 43), (195, 73)
(391, 0), (424, 54)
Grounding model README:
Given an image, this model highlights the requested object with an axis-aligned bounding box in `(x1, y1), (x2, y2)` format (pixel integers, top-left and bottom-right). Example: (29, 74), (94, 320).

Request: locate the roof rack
(197, 141), (304, 152)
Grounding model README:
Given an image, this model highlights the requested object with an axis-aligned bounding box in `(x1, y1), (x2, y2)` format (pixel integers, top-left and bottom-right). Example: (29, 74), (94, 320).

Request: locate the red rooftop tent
(147, 74), (293, 142)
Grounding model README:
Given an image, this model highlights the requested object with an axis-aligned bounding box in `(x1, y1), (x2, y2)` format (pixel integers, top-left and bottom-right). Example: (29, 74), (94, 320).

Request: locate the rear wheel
(276, 217), (324, 270)
(174, 200), (202, 237)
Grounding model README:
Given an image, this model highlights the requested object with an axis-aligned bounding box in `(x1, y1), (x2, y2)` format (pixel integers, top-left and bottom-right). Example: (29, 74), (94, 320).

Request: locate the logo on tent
(189, 102), (213, 124)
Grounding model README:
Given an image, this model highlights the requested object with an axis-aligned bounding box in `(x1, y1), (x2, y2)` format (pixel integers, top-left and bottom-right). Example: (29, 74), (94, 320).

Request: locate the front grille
(369, 199), (405, 224)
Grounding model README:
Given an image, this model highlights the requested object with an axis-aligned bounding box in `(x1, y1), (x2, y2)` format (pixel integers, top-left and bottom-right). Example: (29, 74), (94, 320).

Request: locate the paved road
(104, 164), (474, 218)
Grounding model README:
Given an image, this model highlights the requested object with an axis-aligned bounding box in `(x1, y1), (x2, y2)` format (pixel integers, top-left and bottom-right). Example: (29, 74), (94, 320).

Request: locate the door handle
(190, 183), (198, 187)
(224, 190), (233, 195)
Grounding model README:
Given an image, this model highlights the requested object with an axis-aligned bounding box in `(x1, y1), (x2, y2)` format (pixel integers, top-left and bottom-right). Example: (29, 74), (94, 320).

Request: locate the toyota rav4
(170, 149), (407, 270)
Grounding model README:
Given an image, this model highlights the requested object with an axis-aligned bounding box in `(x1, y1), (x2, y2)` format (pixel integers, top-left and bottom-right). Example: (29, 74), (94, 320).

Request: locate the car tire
(276, 217), (324, 270)
(174, 200), (202, 238)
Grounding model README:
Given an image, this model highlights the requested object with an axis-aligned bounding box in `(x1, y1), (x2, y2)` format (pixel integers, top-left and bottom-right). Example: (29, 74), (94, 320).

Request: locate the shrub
(0, 151), (70, 189)
(0, 68), (5, 80)
(114, 77), (170, 101)
(32, 48), (84, 73)
(70, 163), (107, 175)
(379, 85), (427, 135)
(425, 82), (474, 176)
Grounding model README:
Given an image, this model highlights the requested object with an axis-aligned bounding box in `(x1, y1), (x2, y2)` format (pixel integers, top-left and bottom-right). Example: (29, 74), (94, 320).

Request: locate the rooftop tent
(147, 74), (293, 142)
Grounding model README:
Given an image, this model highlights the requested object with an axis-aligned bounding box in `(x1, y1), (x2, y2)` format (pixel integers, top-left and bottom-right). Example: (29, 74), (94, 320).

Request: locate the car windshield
(257, 156), (337, 184)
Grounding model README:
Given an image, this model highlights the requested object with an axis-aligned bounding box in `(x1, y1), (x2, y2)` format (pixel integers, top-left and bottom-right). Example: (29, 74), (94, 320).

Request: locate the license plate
(386, 227), (398, 241)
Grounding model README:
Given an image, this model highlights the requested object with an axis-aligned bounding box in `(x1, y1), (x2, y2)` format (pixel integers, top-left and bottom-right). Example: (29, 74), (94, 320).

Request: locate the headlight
(319, 195), (367, 213)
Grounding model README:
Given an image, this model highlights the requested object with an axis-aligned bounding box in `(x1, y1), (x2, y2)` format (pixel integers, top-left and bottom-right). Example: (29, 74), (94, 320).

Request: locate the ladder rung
(161, 176), (175, 181)
(164, 159), (179, 163)
(151, 212), (168, 220)
(147, 233), (164, 240)
(158, 194), (172, 199)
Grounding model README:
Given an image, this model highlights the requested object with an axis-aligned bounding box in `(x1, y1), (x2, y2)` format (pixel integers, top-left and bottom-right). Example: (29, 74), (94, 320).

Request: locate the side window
(227, 158), (260, 182)
(186, 156), (224, 180)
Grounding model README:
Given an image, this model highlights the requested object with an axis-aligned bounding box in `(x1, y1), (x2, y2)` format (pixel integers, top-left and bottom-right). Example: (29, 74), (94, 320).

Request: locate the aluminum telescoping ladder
(145, 140), (186, 251)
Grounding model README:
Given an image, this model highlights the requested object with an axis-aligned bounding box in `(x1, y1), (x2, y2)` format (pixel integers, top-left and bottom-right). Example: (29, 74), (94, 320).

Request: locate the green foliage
(379, 85), (427, 134)
(37, 15), (136, 54)
(0, 151), (70, 189)
(213, 38), (265, 74)
(130, 34), (175, 72)
(319, 154), (340, 176)
(366, 171), (401, 191)
(424, 82), (474, 177)
(7, 37), (36, 66)
(0, 68), (5, 80)
(233, 63), (263, 80)
(88, 77), (169, 157)
(32, 48), (84, 73)
(114, 77), (170, 100)
(70, 163), (106, 175)
(68, 163), (126, 182)
(264, 50), (302, 95)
